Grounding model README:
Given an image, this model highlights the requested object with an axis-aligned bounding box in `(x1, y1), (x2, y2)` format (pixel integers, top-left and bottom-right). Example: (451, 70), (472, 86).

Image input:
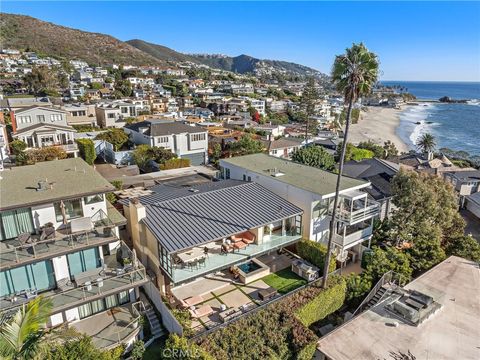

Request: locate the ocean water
(380, 81), (480, 155)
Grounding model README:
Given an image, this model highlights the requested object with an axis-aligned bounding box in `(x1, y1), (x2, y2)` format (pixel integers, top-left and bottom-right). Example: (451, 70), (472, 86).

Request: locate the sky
(3, 1), (480, 81)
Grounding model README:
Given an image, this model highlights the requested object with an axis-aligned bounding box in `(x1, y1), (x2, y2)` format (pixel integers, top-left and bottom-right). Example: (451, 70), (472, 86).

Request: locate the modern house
(95, 101), (140, 128)
(62, 104), (97, 127)
(444, 170), (480, 207)
(220, 154), (379, 264)
(11, 106), (79, 157)
(124, 120), (208, 165)
(122, 180), (303, 295)
(342, 158), (400, 220)
(0, 158), (148, 349)
(316, 256), (479, 360)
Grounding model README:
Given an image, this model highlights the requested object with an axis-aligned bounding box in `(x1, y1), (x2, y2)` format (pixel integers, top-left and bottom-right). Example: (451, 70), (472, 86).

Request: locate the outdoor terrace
(169, 232), (302, 284)
(329, 191), (379, 225)
(72, 302), (143, 349)
(0, 211), (120, 271)
(0, 242), (148, 315)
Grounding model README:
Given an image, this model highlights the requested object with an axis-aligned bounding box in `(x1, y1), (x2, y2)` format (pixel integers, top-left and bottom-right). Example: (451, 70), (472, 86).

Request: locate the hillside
(0, 13), (164, 66)
(126, 39), (194, 63)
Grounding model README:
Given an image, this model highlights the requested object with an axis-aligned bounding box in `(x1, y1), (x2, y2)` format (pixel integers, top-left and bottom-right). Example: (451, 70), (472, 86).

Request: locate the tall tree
(291, 146), (335, 170)
(0, 297), (53, 359)
(322, 43), (379, 288)
(416, 133), (436, 154)
(300, 77), (319, 141)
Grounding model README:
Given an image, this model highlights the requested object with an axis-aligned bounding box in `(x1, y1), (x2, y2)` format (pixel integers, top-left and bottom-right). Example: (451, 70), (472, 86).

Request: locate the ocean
(380, 81), (480, 156)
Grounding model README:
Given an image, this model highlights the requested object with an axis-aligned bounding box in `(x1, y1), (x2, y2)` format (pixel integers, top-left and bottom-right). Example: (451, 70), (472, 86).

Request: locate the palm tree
(416, 133), (436, 154)
(0, 296), (53, 360)
(322, 43), (379, 288)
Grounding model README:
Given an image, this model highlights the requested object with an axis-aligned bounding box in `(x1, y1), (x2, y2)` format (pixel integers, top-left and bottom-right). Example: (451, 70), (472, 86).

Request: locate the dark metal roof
(141, 181), (303, 253)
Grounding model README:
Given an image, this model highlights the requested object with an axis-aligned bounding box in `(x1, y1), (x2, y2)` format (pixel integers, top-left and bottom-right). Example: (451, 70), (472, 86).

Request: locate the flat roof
(0, 158), (114, 210)
(317, 256), (480, 360)
(221, 153), (367, 197)
(140, 181), (303, 253)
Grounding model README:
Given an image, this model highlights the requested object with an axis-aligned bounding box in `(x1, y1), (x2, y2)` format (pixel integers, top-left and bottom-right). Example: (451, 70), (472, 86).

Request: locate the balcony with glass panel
(0, 242), (148, 317)
(0, 209), (119, 271)
(328, 190), (379, 225)
(162, 215), (303, 284)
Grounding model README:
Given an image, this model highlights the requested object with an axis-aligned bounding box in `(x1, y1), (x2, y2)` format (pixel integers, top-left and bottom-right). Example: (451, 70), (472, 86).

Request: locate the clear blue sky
(3, 1), (480, 81)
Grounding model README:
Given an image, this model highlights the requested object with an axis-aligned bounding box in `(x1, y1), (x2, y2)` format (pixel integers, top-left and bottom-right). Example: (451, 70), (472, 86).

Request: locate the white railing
(330, 200), (380, 224)
(333, 227), (373, 247)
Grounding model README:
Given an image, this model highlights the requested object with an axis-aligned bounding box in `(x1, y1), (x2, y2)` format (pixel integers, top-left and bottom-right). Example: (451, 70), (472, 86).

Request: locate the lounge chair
(232, 240), (248, 251)
(16, 233), (32, 248)
(231, 231), (256, 245)
(189, 304), (214, 319)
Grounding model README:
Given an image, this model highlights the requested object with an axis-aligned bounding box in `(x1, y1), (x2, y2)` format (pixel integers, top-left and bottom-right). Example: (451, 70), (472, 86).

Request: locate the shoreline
(347, 106), (411, 154)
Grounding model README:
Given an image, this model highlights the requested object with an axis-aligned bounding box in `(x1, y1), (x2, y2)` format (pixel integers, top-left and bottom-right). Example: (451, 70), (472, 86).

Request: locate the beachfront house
(0, 158), (148, 349)
(220, 154), (380, 265)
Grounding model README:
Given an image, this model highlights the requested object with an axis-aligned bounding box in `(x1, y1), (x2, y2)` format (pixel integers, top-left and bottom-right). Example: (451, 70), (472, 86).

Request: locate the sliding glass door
(0, 207), (34, 241)
(67, 248), (101, 279)
(0, 260), (55, 297)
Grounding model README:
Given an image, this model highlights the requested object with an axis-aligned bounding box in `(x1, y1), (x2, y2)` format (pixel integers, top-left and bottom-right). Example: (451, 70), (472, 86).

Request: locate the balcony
(169, 231), (302, 284)
(0, 242), (148, 314)
(0, 210), (119, 271)
(71, 302), (143, 349)
(333, 222), (373, 248)
(328, 192), (379, 225)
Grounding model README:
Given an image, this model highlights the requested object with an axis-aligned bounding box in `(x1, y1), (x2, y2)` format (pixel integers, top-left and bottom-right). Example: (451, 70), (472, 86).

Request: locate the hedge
(76, 138), (96, 165)
(160, 158), (190, 170)
(296, 239), (336, 275)
(294, 275), (347, 327)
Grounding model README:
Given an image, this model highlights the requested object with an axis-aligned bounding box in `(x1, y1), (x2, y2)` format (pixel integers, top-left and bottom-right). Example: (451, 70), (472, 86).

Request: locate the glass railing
(0, 267), (147, 313)
(329, 199), (380, 224)
(333, 227), (373, 247)
(0, 210), (118, 270)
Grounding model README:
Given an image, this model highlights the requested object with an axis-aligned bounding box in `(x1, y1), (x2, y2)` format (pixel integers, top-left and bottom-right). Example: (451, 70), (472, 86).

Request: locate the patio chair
(16, 233), (32, 248)
(203, 247), (209, 258)
(232, 240), (248, 252)
(39, 226), (56, 242)
(188, 259), (198, 270)
(198, 257), (206, 268)
(56, 277), (74, 292)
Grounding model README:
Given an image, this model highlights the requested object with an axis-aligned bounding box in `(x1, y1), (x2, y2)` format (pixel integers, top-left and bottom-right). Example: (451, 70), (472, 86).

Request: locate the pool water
(238, 261), (261, 273)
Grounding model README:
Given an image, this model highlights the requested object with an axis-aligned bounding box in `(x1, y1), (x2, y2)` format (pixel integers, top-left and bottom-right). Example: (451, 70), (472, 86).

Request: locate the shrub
(111, 180), (123, 190)
(95, 128), (129, 151)
(172, 308), (193, 337)
(165, 334), (213, 360)
(294, 275), (347, 327)
(291, 146), (335, 171)
(296, 240), (336, 276)
(160, 158), (190, 170)
(345, 273), (372, 308)
(130, 340), (145, 360)
(10, 139), (27, 155)
(17, 146), (67, 165)
(76, 138), (96, 165)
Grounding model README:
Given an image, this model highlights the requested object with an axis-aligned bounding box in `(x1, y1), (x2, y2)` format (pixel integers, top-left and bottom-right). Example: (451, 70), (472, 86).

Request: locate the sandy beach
(348, 106), (411, 153)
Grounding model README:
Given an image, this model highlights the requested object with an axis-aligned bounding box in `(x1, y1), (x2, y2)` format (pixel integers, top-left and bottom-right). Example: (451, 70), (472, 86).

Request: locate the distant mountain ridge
(1, 13), (324, 77)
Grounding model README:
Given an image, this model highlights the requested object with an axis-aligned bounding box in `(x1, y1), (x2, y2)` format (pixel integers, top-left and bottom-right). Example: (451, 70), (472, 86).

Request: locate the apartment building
(220, 154), (379, 264)
(11, 106), (79, 156)
(444, 170), (480, 207)
(0, 158), (147, 349)
(62, 104), (97, 127)
(124, 120), (208, 165)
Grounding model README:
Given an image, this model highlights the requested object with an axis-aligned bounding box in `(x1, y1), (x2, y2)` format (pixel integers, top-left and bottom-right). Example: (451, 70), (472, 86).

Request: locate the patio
(72, 303), (141, 349)
(170, 252), (304, 334)
(170, 233), (302, 284)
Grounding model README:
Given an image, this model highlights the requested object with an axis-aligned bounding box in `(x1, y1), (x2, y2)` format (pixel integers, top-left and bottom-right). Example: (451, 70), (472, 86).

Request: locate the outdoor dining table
(73, 268), (103, 287)
(176, 247), (205, 263)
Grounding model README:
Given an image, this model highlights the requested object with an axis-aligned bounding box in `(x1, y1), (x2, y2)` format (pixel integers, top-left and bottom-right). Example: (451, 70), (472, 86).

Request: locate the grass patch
(262, 268), (307, 294)
(142, 338), (166, 360)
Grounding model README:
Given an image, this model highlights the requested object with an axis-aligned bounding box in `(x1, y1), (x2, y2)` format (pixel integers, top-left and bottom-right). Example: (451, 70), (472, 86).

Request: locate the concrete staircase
(144, 303), (166, 338)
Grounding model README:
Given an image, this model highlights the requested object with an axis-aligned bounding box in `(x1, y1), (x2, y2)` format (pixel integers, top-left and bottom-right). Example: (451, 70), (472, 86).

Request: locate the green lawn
(262, 268), (308, 294)
(142, 338), (166, 360)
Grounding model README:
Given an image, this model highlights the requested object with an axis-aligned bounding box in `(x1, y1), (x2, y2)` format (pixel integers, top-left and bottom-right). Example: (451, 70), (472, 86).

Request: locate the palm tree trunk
(321, 95), (354, 288)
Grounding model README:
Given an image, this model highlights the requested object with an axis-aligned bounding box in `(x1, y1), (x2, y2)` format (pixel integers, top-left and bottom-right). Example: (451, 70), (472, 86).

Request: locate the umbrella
(59, 200), (67, 225)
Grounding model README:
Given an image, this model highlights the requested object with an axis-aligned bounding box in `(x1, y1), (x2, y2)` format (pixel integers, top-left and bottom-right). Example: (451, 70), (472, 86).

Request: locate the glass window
(54, 199), (83, 222)
(67, 248), (101, 279)
(84, 194), (103, 205)
(0, 260), (55, 297)
(0, 207), (34, 241)
(36, 115), (45, 122)
(118, 291), (129, 305)
(105, 294), (119, 308)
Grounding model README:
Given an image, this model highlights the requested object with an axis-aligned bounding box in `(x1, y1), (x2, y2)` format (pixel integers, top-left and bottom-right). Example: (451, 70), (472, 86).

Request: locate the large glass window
(0, 260), (55, 297)
(54, 199), (83, 222)
(0, 207), (34, 241)
(78, 291), (130, 319)
(67, 248), (101, 279)
(84, 194), (103, 205)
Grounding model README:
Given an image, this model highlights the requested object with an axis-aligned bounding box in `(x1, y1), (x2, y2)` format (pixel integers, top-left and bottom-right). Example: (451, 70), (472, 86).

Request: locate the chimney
(427, 151), (434, 161)
(37, 179), (50, 191)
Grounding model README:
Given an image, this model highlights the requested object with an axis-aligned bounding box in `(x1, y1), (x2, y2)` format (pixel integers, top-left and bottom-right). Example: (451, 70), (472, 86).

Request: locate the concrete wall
(143, 280), (183, 336)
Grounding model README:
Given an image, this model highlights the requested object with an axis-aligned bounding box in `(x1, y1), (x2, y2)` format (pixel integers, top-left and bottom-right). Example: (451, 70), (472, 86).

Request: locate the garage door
(182, 152), (205, 166)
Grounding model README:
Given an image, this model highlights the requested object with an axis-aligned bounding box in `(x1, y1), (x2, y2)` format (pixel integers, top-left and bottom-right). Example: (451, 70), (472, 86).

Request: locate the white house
(124, 120), (209, 165)
(220, 154), (379, 264)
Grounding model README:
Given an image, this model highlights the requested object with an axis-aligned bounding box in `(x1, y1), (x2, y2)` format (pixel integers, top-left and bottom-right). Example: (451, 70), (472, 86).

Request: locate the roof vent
(37, 179), (51, 191)
(270, 168), (284, 177)
(188, 188), (199, 193)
